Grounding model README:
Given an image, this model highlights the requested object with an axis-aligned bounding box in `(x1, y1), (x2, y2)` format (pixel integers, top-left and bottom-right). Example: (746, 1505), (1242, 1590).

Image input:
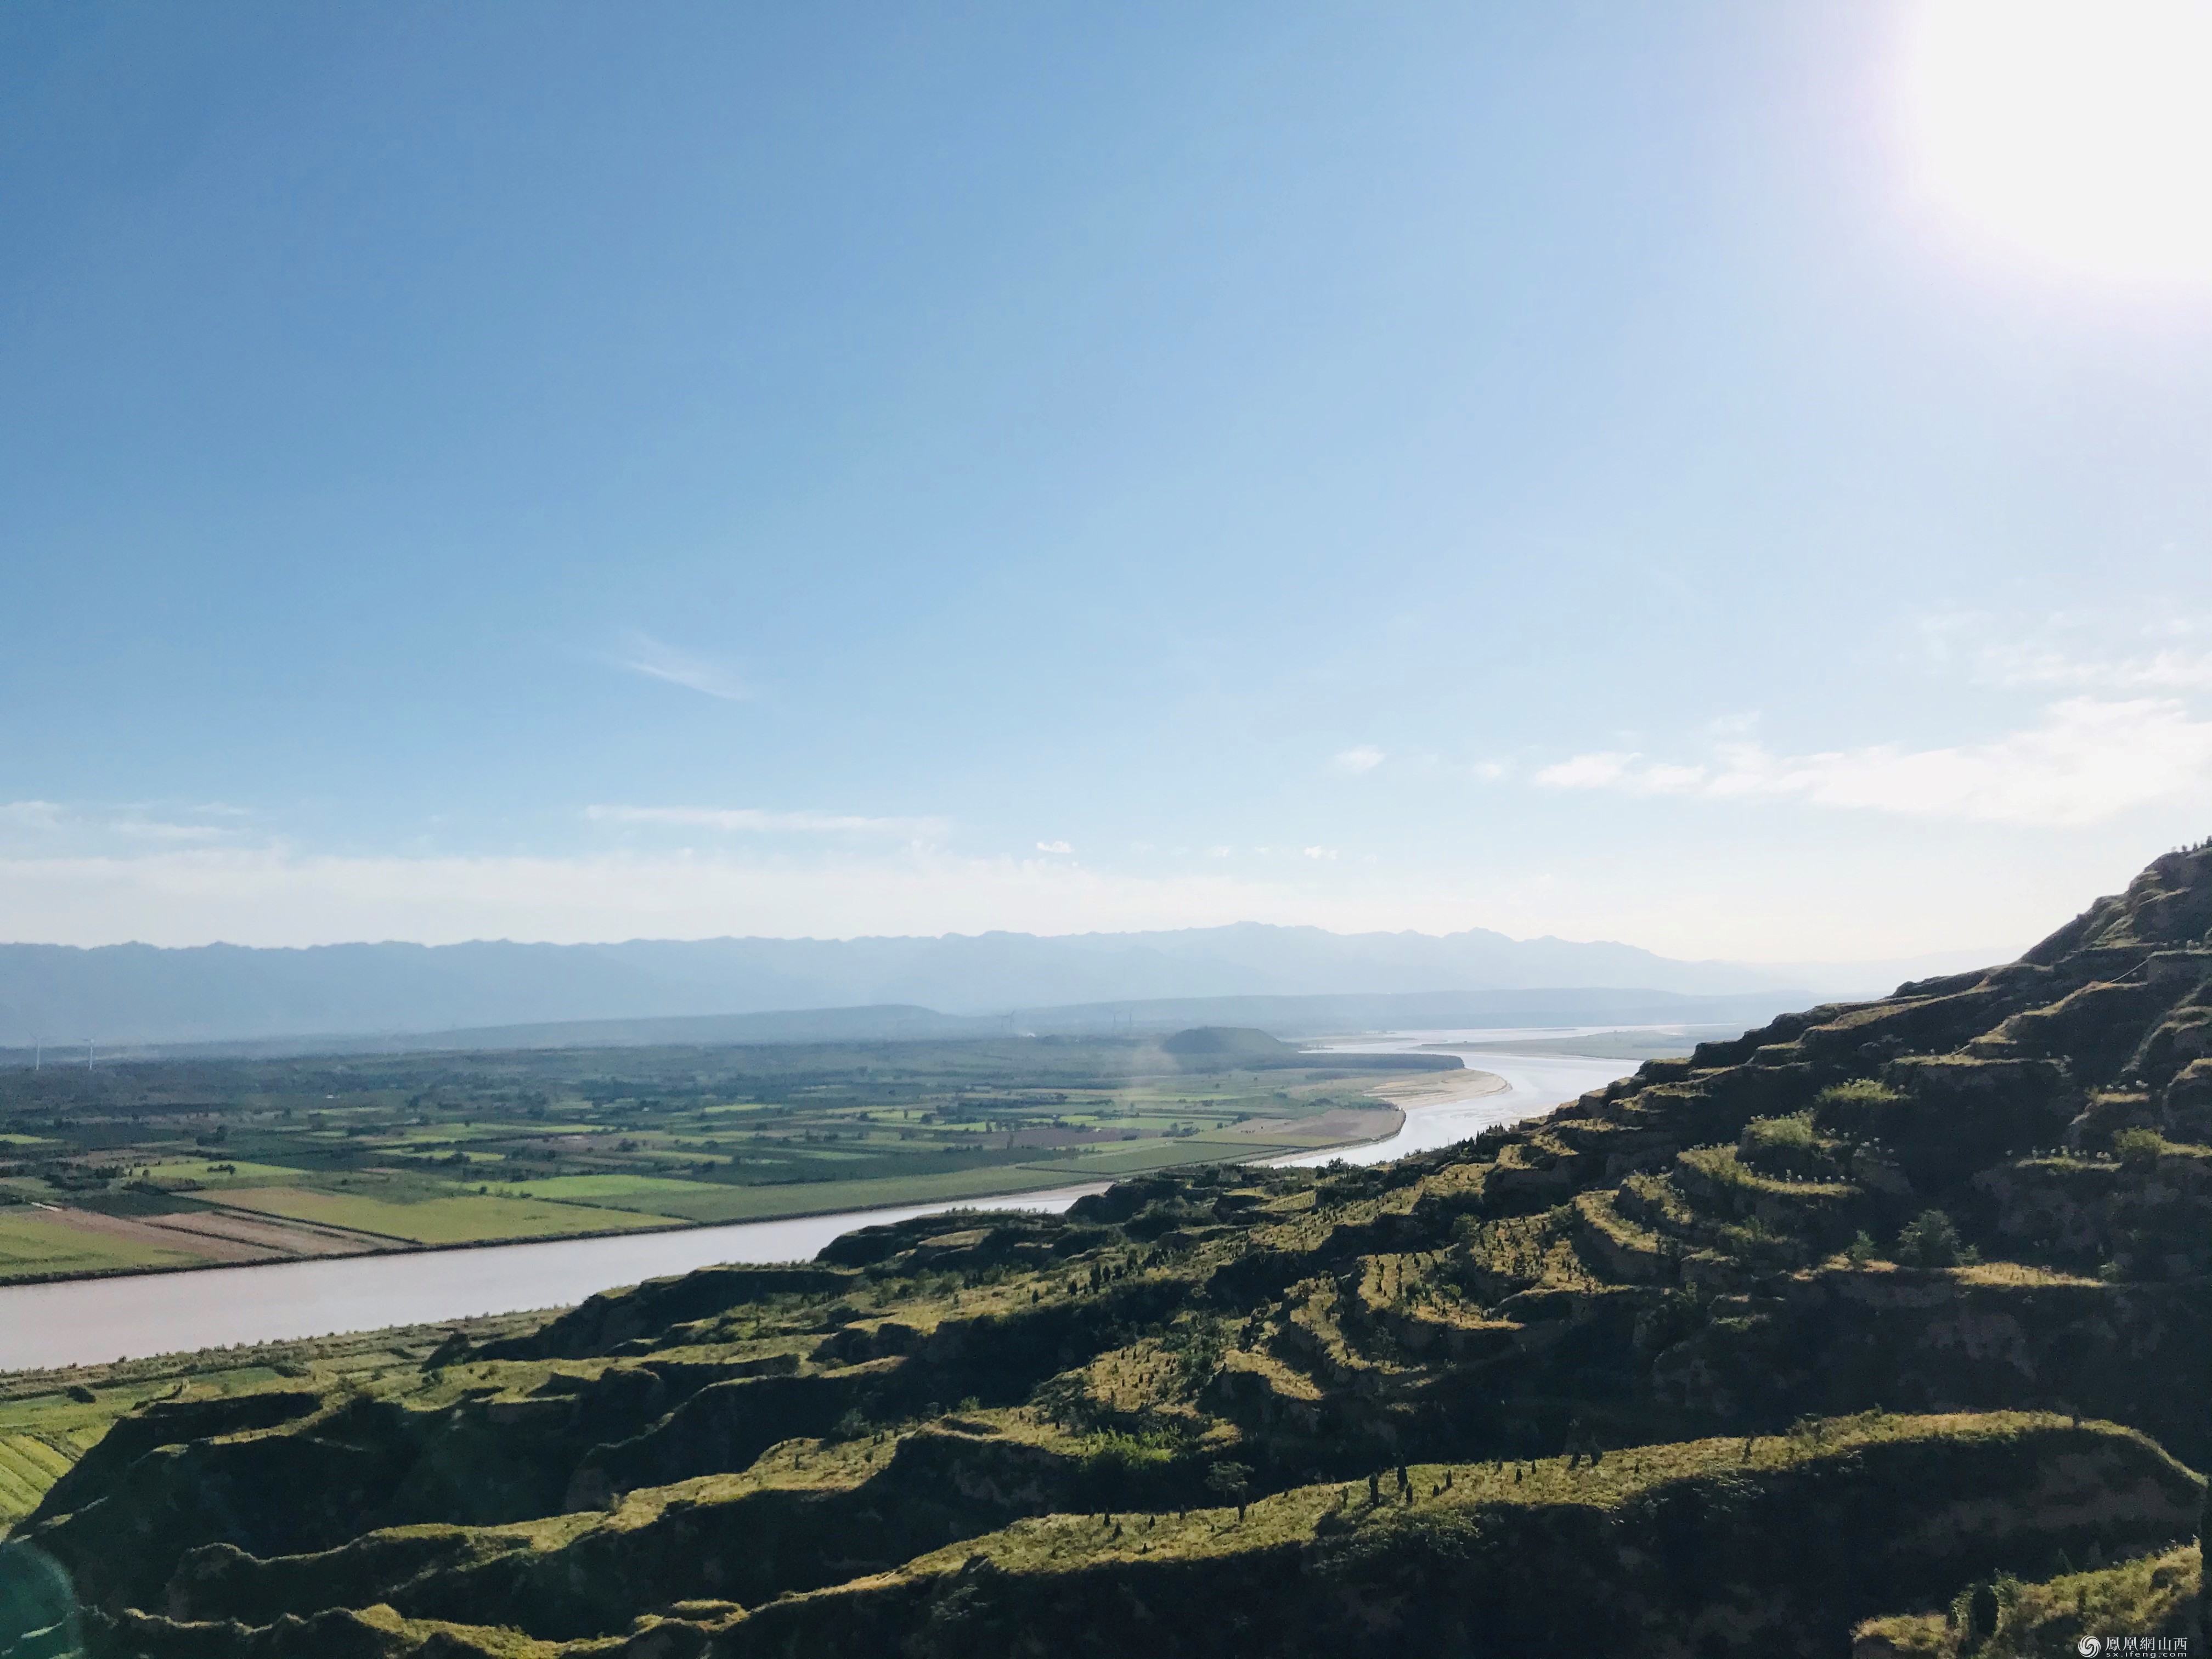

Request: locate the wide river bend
(0, 1032), (1635, 1370)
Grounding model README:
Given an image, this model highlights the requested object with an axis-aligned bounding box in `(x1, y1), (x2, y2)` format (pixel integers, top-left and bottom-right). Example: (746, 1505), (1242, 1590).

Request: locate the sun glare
(1900, 0), (2212, 284)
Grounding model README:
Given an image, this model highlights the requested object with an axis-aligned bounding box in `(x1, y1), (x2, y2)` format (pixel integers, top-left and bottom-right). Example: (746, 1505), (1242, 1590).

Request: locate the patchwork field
(213, 1187), (684, 1244)
(131, 1158), (311, 1188)
(0, 1028), (1448, 1283)
(0, 1211), (208, 1278)
(506, 1164), (1091, 1223)
(487, 1172), (710, 1200)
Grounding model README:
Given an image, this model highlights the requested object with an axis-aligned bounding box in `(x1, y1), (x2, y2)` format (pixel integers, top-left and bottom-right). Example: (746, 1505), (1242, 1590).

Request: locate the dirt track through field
(149, 1207), (384, 1257)
(25, 1206), (272, 1265)
(27, 1204), (388, 1265)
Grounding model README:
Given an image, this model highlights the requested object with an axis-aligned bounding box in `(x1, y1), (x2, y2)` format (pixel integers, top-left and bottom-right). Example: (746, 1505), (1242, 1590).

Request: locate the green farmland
(0, 1029), (1458, 1282)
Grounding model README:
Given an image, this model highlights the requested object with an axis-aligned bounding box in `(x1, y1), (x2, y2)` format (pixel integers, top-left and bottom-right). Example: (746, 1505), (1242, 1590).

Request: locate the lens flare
(1899, 0), (2212, 283)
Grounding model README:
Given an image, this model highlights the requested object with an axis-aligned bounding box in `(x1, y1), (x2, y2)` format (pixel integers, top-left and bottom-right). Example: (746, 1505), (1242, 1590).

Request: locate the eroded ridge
(16, 844), (2212, 1656)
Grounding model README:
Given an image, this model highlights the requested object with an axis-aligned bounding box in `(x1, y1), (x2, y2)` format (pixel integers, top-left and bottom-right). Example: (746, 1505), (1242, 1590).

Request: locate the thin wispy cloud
(0, 833), (2090, 961)
(1333, 745), (1385, 774)
(1534, 698), (2212, 827)
(586, 805), (951, 837)
(0, 800), (246, 843)
(1035, 840), (1073, 854)
(0, 845), (1341, 949)
(1917, 609), (2212, 692)
(0, 801), (64, 831)
(111, 820), (230, 843)
(607, 630), (751, 701)
(1977, 642), (2212, 691)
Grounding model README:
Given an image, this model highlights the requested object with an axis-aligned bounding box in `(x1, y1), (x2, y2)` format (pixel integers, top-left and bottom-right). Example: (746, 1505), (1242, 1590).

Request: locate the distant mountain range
(0, 926), (2004, 1051)
(97, 988), (1801, 1062)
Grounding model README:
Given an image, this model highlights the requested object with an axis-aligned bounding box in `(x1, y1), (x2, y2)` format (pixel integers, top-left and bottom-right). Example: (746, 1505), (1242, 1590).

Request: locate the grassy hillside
(1854, 1541), (2201, 1657)
(0, 1311), (549, 1532)
(6, 844), (2210, 1656)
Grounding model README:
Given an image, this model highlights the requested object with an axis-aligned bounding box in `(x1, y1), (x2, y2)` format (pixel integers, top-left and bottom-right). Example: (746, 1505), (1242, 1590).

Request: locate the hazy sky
(3, 2), (2209, 961)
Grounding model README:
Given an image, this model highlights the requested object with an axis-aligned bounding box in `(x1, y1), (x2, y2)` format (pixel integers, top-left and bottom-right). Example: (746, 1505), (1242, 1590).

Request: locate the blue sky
(2, 1), (2209, 960)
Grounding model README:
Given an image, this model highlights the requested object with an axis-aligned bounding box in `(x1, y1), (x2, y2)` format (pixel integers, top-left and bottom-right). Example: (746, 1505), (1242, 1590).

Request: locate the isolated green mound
(15, 844), (2212, 1656)
(1158, 1026), (1295, 1058)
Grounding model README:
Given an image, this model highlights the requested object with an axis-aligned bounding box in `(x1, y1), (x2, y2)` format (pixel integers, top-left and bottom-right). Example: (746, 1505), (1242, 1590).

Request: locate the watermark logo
(2081, 1641), (2102, 1657)
(2081, 1640), (2190, 1657)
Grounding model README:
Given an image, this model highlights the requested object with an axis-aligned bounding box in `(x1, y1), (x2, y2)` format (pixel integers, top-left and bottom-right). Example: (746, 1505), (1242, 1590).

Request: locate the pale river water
(0, 1029), (1641, 1371)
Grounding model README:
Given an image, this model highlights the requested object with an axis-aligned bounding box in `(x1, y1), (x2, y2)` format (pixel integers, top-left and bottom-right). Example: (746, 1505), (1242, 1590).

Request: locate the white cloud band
(0, 847), (1318, 948)
(1534, 697), (2212, 827)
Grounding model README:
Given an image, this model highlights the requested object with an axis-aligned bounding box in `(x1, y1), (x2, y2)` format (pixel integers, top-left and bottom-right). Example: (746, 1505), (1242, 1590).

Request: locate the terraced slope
(14, 844), (2212, 1657)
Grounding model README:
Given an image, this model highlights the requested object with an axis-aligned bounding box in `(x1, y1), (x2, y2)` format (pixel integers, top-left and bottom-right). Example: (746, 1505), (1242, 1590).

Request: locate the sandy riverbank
(1362, 1066), (1510, 1109)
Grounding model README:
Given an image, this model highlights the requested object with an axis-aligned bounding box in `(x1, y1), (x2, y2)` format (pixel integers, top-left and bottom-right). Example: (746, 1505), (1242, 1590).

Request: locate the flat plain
(0, 1033), (1427, 1283)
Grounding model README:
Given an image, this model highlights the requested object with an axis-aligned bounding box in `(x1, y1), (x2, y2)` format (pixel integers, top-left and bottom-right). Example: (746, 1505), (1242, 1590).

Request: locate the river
(0, 1030), (1639, 1371)
(1270, 1029), (1634, 1167)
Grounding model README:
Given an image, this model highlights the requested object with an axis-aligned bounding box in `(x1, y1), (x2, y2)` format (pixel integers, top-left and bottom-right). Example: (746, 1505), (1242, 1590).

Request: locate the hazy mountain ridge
(0, 927), (1995, 1047)
(106, 987), (1797, 1063)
